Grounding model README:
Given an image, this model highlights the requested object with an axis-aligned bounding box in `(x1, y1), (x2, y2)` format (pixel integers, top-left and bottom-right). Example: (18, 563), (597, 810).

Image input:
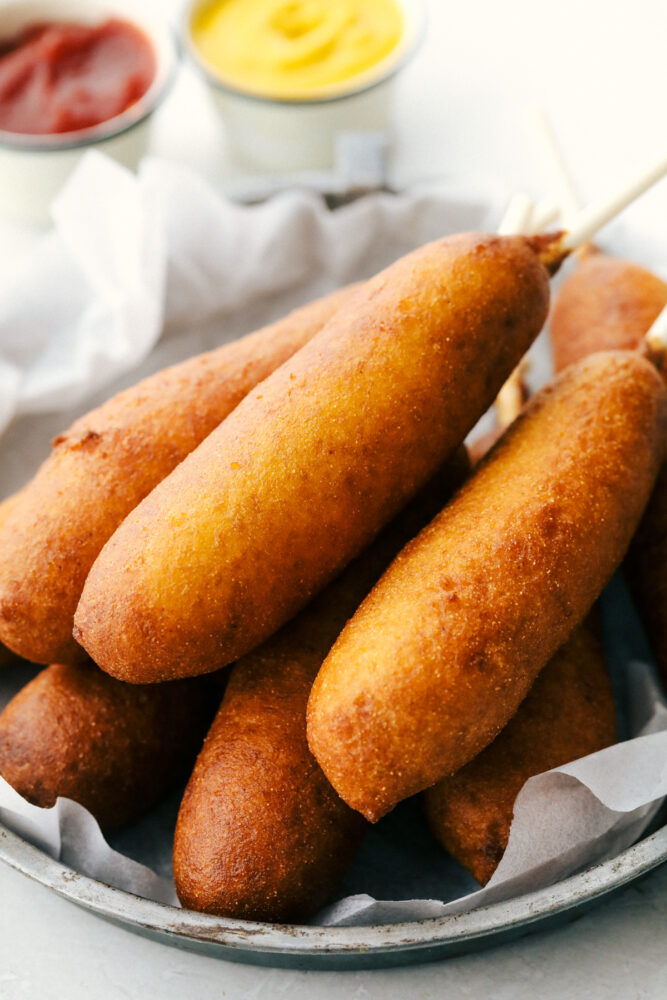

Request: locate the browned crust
(0, 493), (20, 668)
(173, 450), (469, 922)
(75, 233), (551, 683)
(550, 250), (667, 374)
(549, 250), (667, 687)
(625, 463), (667, 687)
(307, 351), (667, 822)
(0, 284), (359, 665)
(173, 649), (366, 923)
(424, 624), (616, 884)
(0, 661), (216, 831)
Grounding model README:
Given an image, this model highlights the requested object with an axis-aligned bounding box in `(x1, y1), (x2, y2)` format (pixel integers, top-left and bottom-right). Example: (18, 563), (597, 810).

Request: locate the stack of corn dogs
(0, 158), (666, 923)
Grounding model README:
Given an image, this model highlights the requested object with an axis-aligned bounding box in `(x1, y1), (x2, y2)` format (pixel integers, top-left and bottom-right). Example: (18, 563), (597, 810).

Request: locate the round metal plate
(1, 820), (665, 969)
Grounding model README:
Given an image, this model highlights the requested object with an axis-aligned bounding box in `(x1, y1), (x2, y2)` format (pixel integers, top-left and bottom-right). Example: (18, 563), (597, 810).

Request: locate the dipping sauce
(0, 19), (156, 136)
(190, 0), (404, 100)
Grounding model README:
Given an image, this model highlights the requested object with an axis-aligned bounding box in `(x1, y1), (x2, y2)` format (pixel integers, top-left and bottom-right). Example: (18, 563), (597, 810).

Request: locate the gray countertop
(1, 860), (666, 997)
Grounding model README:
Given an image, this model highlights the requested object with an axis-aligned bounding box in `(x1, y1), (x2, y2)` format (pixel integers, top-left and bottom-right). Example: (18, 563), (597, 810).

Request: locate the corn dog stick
(493, 198), (543, 430)
(495, 359), (530, 430)
(528, 198), (560, 234)
(645, 303), (667, 359)
(496, 193), (534, 236)
(561, 151), (667, 252)
(528, 150), (667, 276)
(530, 107), (581, 224)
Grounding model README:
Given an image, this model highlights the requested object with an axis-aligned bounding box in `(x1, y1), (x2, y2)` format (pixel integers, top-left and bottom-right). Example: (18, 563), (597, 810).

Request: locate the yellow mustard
(191, 0), (405, 99)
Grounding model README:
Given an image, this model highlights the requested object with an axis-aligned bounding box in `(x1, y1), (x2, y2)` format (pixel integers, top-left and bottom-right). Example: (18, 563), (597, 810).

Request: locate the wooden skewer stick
(526, 142), (667, 275)
(497, 193), (534, 235)
(531, 107), (581, 224)
(496, 159), (667, 415)
(489, 197), (540, 430)
(645, 303), (667, 360)
(495, 358), (529, 428)
(561, 151), (667, 253)
(527, 198), (560, 234)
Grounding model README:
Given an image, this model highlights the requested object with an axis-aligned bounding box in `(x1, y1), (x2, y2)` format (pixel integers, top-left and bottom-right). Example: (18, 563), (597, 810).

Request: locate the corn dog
(174, 449), (468, 922)
(0, 283), (359, 666)
(549, 252), (667, 685)
(0, 661), (216, 831)
(424, 624), (616, 884)
(0, 493), (20, 668)
(307, 351), (666, 821)
(550, 247), (667, 372)
(435, 372), (616, 884)
(75, 232), (557, 684)
(624, 467), (667, 686)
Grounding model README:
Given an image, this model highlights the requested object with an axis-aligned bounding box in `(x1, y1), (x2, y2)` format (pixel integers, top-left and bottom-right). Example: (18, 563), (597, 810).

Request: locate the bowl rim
(0, 0), (180, 153)
(0, 818), (665, 960)
(181, 0), (427, 107)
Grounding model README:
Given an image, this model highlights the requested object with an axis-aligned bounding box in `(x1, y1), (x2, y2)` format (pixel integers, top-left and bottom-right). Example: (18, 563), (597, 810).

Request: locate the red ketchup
(0, 18), (156, 136)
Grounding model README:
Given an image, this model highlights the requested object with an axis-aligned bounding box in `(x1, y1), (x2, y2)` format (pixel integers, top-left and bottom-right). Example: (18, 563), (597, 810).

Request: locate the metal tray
(1, 819), (665, 969)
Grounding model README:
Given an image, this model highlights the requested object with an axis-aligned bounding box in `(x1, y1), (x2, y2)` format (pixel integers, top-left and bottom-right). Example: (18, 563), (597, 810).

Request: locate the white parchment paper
(0, 154), (665, 926)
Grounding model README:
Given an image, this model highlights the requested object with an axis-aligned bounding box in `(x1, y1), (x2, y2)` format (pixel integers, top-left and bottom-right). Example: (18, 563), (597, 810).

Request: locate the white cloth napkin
(0, 151), (503, 445)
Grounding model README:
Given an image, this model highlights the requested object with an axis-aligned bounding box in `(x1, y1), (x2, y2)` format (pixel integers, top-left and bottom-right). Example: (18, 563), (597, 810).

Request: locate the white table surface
(1, 0), (667, 995)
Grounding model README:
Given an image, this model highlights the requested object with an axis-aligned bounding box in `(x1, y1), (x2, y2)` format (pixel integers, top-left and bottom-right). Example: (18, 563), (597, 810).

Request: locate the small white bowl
(0, 0), (178, 224)
(183, 0), (426, 173)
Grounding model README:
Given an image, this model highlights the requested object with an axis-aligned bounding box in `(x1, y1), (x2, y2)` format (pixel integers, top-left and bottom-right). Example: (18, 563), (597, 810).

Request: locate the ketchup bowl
(0, 0), (178, 223)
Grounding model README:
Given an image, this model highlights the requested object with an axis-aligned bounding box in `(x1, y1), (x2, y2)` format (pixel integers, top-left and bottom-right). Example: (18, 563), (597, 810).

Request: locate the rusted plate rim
(1, 821), (665, 957)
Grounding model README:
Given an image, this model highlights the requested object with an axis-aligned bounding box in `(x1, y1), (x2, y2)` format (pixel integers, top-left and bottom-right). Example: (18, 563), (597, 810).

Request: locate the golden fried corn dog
(173, 450), (469, 923)
(0, 284), (358, 666)
(76, 232), (557, 684)
(549, 252), (667, 685)
(624, 466), (667, 686)
(307, 351), (666, 822)
(550, 246), (667, 372)
(444, 384), (615, 884)
(0, 493), (20, 668)
(424, 624), (616, 885)
(0, 661), (215, 831)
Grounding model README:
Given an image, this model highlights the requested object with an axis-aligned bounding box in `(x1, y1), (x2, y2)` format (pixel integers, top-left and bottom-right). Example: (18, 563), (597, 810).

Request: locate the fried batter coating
(75, 233), (552, 684)
(173, 450), (468, 922)
(424, 624), (616, 885)
(307, 352), (666, 822)
(0, 661), (216, 831)
(0, 493), (20, 668)
(549, 250), (667, 686)
(550, 247), (667, 373)
(0, 284), (358, 665)
(625, 466), (667, 686)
